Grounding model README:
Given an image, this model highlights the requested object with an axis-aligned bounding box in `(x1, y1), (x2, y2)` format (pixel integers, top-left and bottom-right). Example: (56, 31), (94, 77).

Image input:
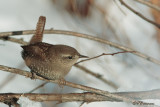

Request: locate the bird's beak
(79, 55), (89, 58)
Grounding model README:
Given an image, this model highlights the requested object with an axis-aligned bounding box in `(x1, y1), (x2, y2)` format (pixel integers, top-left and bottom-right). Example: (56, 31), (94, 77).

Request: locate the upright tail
(30, 16), (46, 44)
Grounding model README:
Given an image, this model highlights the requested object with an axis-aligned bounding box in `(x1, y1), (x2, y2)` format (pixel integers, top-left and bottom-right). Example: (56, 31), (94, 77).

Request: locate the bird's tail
(30, 16), (46, 44)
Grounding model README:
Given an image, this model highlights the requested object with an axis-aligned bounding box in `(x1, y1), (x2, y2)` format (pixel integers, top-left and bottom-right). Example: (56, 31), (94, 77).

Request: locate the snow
(18, 96), (42, 107)
(0, 0), (160, 107)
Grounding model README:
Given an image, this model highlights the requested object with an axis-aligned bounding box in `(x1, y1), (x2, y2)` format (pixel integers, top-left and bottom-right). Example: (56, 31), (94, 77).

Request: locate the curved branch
(119, 0), (160, 29)
(134, 0), (160, 11)
(0, 92), (112, 103)
(0, 37), (118, 89)
(76, 51), (135, 64)
(75, 65), (118, 89)
(1, 89), (160, 103)
(0, 29), (160, 65)
(0, 65), (153, 105)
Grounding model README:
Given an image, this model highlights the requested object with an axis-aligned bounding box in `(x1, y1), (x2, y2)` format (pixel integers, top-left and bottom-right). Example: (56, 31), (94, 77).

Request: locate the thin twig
(1, 37), (157, 90)
(113, 0), (126, 15)
(0, 29), (159, 65)
(29, 82), (48, 93)
(119, 0), (160, 29)
(75, 65), (118, 89)
(115, 89), (160, 100)
(76, 51), (135, 64)
(1, 37), (118, 89)
(0, 74), (16, 90)
(0, 65), (154, 105)
(0, 92), (112, 103)
(0, 89), (160, 103)
(1, 37), (27, 45)
(134, 0), (160, 11)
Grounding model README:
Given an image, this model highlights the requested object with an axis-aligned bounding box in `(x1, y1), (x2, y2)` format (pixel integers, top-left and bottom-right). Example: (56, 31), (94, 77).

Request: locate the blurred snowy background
(0, 0), (160, 107)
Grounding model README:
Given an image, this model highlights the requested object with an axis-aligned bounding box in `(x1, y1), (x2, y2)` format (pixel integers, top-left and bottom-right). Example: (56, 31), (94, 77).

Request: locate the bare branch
(134, 0), (160, 11)
(76, 51), (135, 64)
(115, 89), (160, 100)
(0, 92), (111, 103)
(0, 65), (154, 105)
(1, 37), (27, 45)
(119, 0), (160, 29)
(75, 65), (118, 89)
(0, 37), (118, 89)
(1, 37), (158, 91)
(0, 29), (160, 65)
(29, 82), (48, 93)
(113, 0), (127, 15)
(0, 90), (159, 105)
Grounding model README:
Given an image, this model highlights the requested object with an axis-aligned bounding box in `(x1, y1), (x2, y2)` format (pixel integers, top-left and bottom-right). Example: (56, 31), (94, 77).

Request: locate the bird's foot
(58, 78), (66, 88)
(30, 72), (37, 80)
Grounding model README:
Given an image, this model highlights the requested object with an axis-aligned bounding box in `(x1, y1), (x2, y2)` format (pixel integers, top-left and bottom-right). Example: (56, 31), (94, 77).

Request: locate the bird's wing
(21, 43), (49, 61)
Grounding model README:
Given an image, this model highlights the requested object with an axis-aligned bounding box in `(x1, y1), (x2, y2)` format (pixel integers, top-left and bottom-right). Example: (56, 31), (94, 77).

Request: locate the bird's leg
(30, 71), (37, 80)
(58, 78), (66, 88)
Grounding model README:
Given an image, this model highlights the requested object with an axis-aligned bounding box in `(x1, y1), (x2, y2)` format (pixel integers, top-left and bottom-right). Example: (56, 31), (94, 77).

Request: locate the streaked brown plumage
(21, 42), (87, 80)
(21, 16), (87, 80)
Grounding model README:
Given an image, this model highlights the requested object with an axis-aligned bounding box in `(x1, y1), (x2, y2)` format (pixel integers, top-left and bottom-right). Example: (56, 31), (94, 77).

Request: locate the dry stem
(0, 65), (154, 105)
(75, 65), (118, 89)
(119, 0), (160, 29)
(76, 51), (135, 64)
(29, 82), (48, 93)
(134, 0), (160, 11)
(0, 29), (160, 65)
(0, 89), (160, 103)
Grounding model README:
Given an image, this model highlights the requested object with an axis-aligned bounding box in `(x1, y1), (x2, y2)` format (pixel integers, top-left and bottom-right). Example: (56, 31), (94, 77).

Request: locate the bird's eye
(68, 56), (73, 59)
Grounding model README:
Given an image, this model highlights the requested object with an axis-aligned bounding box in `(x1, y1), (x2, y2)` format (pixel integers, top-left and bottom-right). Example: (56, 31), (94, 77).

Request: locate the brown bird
(21, 16), (87, 80)
(21, 42), (87, 80)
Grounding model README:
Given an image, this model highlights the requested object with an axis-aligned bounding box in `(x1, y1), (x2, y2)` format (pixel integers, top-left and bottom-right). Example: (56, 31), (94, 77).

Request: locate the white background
(0, 0), (160, 107)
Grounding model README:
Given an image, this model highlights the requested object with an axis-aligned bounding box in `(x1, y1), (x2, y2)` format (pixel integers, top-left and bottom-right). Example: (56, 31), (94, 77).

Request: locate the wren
(21, 16), (88, 80)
